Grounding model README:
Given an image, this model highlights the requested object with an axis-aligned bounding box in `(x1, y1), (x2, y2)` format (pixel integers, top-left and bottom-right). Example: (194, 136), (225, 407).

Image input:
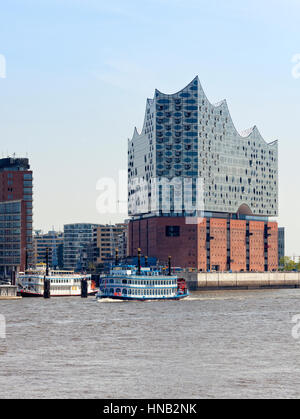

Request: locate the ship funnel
(46, 247), (49, 277)
(138, 248), (141, 275)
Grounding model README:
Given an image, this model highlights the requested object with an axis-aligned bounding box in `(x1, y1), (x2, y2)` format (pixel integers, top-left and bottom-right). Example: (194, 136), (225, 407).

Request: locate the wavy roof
(130, 76), (278, 147)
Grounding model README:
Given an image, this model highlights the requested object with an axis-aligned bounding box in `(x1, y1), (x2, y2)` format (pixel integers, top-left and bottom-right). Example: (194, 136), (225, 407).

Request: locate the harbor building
(33, 230), (64, 269)
(93, 223), (128, 268)
(0, 157), (33, 277)
(128, 77), (279, 271)
(63, 223), (99, 271)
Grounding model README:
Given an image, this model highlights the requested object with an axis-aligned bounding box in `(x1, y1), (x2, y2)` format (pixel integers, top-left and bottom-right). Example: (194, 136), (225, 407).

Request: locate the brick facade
(129, 216), (278, 272)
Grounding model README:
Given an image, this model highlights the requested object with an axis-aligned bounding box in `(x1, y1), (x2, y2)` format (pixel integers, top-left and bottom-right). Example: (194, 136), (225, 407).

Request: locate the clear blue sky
(0, 0), (299, 256)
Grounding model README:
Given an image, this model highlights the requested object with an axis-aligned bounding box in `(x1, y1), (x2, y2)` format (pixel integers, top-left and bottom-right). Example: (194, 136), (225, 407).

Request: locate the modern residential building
(0, 200), (28, 277)
(33, 230), (64, 269)
(117, 224), (129, 260)
(93, 223), (128, 268)
(128, 77), (279, 271)
(0, 157), (33, 277)
(278, 227), (285, 264)
(63, 223), (99, 271)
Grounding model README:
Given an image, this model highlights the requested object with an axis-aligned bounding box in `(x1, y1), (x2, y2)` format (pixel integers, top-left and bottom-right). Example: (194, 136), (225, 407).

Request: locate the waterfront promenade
(182, 271), (300, 291)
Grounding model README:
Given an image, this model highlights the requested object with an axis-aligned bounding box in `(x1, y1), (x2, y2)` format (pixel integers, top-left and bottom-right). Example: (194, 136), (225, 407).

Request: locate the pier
(0, 285), (21, 300)
(182, 271), (300, 291)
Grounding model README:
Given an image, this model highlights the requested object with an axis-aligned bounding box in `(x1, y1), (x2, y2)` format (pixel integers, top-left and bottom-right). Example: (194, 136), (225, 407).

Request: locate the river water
(1, 289), (300, 399)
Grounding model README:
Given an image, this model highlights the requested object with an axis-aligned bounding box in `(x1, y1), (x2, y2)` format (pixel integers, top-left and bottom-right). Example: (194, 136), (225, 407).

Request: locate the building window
(166, 226), (180, 237)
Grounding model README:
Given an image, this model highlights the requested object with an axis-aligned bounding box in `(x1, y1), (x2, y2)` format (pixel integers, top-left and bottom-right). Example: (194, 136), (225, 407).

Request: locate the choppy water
(1, 289), (300, 399)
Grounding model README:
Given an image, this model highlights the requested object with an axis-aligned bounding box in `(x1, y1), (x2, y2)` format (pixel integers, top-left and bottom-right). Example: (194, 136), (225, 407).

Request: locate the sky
(0, 0), (299, 256)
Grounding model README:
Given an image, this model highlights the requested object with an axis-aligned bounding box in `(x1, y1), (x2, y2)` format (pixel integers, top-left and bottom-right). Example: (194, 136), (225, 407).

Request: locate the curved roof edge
(130, 76), (278, 147)
(154, 75), (199, 97)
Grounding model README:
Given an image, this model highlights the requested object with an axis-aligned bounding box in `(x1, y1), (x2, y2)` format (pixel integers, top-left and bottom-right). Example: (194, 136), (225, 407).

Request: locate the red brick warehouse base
(128, 216), (278, 272)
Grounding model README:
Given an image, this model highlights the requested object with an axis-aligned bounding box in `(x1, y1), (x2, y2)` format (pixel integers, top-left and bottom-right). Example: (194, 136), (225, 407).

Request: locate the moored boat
(17, 269), (97, 297)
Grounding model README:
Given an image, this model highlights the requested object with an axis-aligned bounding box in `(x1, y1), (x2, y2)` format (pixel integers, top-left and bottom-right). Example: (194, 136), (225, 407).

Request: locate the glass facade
(128, 77), (278, 218)
(0, 201), (22, 267)
(63, 224), (99, 270)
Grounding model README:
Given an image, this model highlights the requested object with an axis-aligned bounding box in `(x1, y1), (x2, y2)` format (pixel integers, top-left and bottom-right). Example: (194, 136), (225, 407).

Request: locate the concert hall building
(128, 77), (278, 272)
